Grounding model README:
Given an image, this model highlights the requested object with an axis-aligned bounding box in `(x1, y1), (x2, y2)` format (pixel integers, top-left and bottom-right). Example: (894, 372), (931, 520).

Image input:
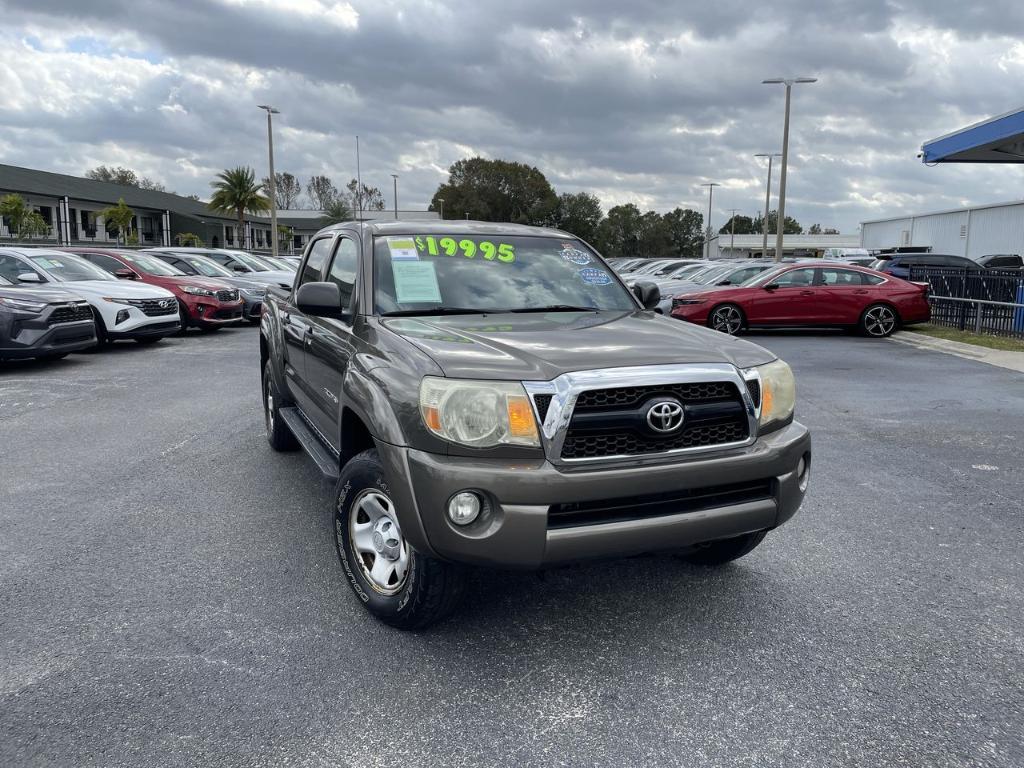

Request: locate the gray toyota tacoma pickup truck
(260, 221), (811, 629)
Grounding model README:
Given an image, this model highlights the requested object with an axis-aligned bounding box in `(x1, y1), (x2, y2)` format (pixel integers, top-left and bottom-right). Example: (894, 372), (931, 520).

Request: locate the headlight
(672, 298), (707, 306)
(419, 377), (540, 448)
(102, 297), (134, 305)
(750, 359), (796, 430)
(0, 296), (47, 313)
(181, 285), (215, 296)
(240, 288), (266, 298)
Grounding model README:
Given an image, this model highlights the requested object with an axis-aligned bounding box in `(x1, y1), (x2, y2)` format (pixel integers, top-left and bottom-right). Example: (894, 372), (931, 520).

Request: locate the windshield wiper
(381, 307), (497, 317)
(508, 305), (599, 313)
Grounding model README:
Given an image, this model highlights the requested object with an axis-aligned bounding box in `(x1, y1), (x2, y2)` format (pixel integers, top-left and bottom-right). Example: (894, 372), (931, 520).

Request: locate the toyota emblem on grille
(646, 400), (685, 433)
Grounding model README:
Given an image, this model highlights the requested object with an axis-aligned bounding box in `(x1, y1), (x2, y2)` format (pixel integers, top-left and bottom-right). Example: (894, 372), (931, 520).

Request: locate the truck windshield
(372, 235), (637, 315)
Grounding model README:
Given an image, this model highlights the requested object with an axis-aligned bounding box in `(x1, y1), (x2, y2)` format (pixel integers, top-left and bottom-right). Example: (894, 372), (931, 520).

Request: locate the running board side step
(277, 406), (340, 482)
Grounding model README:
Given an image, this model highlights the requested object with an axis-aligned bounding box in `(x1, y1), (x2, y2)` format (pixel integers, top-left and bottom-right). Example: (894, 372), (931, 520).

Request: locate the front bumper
(183, 297), (244, 326)
(108, 319), (181, 339)
(0, 318), (97, 359)
(377, 421), (811, 569)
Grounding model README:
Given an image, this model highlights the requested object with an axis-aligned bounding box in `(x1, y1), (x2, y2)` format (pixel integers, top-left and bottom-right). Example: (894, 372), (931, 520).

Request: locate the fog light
(797, 455), (810, 493)
(115, 309), (130, 325)
(447, 492), (481, 526)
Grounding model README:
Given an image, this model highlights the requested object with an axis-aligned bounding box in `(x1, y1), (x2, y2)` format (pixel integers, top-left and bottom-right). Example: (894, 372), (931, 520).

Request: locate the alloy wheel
(711, 306), (743, 335)
(349, 490), (409, 595)
(864, 306), (896, 337)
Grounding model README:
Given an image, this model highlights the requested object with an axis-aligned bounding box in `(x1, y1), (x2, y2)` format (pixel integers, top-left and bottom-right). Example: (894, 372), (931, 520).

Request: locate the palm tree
(208, 167), (270, 249)
(96, 198), (136, 245)
(322, 198), (353, 226)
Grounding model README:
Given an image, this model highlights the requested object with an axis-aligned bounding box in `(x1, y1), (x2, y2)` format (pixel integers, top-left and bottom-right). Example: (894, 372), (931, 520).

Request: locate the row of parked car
(605, 253), (932, 337)
(0, 246), (300, 361)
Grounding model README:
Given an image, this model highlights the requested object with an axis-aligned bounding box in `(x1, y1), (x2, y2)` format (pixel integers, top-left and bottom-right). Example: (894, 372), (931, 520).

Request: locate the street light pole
(754, 152), (781, 258)
(763, 77), (816, 261)
(258, 105), (280, 257)
(391, 174), (398, 220)
(700, 182), (720, 260)
(727, 208), (739, 257)
(437, 198), (445, 219)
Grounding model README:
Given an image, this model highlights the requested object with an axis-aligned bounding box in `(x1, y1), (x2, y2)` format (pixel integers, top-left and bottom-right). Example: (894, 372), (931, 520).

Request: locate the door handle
(799, 290), (815, 296)
(853, 289), (869, 294)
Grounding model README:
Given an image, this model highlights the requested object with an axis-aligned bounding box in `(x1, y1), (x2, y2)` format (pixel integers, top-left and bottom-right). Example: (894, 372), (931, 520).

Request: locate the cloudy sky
(1, 0), (1023, 232)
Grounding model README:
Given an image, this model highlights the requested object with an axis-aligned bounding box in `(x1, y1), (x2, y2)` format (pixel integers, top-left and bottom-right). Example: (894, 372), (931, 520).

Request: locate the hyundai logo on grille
(160, 299), (173, 309)
(645, 400), (685, 434)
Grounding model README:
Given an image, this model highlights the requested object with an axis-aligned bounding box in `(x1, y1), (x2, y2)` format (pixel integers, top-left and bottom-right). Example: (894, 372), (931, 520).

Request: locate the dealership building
(708, 233), (861, 259)
(0, 163), (438, 253)
(860, 199), (1024, 258)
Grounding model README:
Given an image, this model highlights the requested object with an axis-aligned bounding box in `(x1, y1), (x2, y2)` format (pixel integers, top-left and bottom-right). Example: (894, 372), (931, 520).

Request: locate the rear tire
(262, 361), (299, 451)
(678, 531), (767, 566)
(335, 450), (466, 630)
(859, 303), (898, 337)
(707, 303), (745, 336)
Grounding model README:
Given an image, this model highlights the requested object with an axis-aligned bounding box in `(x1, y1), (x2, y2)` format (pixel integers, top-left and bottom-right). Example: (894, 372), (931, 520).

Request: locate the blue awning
(921, 106), (1024, 163)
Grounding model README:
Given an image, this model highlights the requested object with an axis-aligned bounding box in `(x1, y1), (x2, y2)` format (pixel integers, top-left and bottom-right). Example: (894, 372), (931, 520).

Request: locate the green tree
(96, 198), (135, 245)
(593, 203), (644, 258)
(430, 157), (558, 225)
(638, 211), (673, 258)
(306, 175), (338, 210)
(552, 192), (603, 242)
(719, 215), (756, 235)
(752, 210), (803, 235)
(662, 208), (704, 258)
(263, 172), (302, 209)
(322, 198), (353, 225)
(208, 167), (271, 250)
(86, 165), (166, 192)
(0, 194), (49, 240)
(175, 232), (203, 246)
(807, 223), (822, 235)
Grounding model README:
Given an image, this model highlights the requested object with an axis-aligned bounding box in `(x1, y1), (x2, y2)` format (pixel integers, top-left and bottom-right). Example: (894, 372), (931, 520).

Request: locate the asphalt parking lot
(2, 327), (1022, 768)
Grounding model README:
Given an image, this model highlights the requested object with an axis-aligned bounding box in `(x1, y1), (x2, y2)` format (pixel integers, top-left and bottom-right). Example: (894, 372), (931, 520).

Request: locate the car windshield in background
(29, 253), (115, 282)
(373, 235), (637, 315)
(182, 256), (234, 278)
(691, 266), (734, 284)
(118, 252), (184, 276)
(229, 252), (270, 272)
(263, 256), (296, 271)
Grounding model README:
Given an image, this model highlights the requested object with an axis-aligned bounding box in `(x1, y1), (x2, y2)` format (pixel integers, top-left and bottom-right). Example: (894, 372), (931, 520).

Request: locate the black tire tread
(263, 360), (300, 451)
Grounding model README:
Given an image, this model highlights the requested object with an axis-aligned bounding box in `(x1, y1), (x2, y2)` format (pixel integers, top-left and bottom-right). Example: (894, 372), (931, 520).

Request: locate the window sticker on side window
(386, 237), (420, 260)
(392, 260), (442, 303)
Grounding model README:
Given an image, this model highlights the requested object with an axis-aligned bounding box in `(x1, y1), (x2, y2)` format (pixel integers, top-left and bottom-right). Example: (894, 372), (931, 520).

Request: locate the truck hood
(381, 310), (776, 380)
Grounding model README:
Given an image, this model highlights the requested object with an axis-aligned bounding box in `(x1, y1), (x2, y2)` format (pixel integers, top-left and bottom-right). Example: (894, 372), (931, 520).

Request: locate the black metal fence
(909, 267), (1024, 340)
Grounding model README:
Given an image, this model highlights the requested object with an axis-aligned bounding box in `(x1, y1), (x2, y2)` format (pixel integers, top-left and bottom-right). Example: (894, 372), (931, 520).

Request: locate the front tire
(707, 303), (745, 336)
(678, 531), (767, 566)
(859, 303), (898, 337)
(335, 450), (466, 630)
(262, 361), (299, 451)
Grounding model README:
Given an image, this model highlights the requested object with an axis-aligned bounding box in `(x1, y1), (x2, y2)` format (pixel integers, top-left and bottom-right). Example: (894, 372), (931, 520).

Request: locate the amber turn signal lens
(506, 396), (538, 440)
(423, 406), (441, 432)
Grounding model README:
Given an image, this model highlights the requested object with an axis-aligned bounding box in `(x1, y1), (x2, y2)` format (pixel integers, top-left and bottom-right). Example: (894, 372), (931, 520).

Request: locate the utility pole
(258, 105), (280, 257)
(437, 198), (445, 219)
(727, 208), (740, 257)
(700, 182), (720, 259)
(754, 152), (782, 258)
(763, 77), (817, 261)
(391, 174), (398, 220)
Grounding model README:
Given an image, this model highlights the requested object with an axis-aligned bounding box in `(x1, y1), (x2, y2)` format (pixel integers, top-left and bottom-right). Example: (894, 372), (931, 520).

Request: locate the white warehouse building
(861, 199), (1024, 257)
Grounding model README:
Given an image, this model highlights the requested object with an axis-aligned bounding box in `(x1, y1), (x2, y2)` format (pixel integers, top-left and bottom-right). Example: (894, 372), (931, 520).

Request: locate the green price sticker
(414, 236), (515, 263)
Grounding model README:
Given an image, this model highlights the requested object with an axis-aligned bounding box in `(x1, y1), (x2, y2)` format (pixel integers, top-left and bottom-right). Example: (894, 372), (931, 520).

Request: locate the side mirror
(114, 268), (138, 280)
(231, 263), (248, 273)
(631, 280), (661, 311)
(763, 283), (779, 291)
(296, 281), (345, 319)
(17, 272), (42, 283)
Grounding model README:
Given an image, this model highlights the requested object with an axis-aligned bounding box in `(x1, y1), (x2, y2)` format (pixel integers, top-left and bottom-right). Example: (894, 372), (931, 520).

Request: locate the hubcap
(864, 306), (895, 336)
(712, 306), (742, 335)
(264, 379), (275, 433)
(349, 490), (409, 595)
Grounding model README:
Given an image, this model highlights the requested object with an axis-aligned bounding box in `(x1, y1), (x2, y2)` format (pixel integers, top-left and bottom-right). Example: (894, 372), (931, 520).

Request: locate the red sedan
(65, 248), (244, 330)
(669, 263), (930, 337)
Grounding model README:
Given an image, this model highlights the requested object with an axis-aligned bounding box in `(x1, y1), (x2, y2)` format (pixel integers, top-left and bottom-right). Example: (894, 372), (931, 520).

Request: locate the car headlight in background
(240, 288), (266, 298)
(749, 359), (796, 430)
(420, 377), (540, 448)
(672, 298), (707, 307)
(181, 285), (216, 297)
(0, 296), (48, 313)
(102, 297), (135, 305)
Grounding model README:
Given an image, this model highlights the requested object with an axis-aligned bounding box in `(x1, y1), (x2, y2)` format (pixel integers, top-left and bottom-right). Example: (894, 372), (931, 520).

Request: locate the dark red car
(65, 248), (244, 330)
(669, 262), (931, 337)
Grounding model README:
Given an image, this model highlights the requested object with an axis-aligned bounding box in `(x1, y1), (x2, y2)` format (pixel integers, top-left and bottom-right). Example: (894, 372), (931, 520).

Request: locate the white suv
(0, 248), (181, 344)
